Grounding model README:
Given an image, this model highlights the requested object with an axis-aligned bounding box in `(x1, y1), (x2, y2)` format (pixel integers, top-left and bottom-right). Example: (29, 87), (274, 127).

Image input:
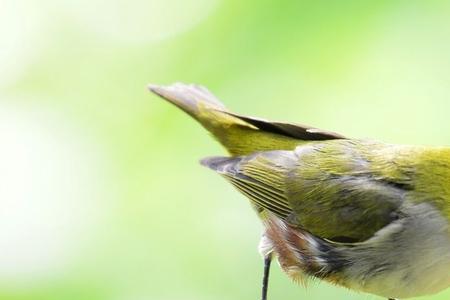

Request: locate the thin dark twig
(262, 253), (272, 300)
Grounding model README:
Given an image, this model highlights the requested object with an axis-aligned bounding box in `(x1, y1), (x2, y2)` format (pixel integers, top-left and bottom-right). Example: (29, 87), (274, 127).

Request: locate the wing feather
(201, 152), (296, 219)
(202, 140), (411, 243)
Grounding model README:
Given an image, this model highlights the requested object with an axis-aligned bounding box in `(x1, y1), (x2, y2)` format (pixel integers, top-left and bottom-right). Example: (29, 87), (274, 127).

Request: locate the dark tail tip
(200, 156), (241, 174)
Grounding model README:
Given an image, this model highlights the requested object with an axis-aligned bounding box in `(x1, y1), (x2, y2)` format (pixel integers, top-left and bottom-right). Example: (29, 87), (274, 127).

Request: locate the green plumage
(149, 83), (450, 243)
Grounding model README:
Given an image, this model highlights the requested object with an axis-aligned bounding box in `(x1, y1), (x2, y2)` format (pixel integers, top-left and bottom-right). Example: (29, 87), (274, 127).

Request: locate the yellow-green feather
(149, 83), (308, 155)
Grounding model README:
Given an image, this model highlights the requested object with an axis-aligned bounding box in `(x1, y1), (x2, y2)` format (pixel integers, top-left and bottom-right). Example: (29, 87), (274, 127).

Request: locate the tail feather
(148, 83), (226, 119)
(149, 83), (261, 155)
(149, 82), (346, 155)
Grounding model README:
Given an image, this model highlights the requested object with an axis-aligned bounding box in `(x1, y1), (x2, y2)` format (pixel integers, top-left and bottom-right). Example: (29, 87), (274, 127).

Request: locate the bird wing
(201, 152), (297, 220)
(202, 140), (410, 243)
(223, 111), (346, 141)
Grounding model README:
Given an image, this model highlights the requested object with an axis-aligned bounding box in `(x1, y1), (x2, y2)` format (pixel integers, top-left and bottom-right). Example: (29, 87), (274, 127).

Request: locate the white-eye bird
(149, 82), (450, 300)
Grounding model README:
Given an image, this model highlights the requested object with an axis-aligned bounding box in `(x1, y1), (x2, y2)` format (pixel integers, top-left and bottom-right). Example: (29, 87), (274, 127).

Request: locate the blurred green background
(1, 0), (450, 299)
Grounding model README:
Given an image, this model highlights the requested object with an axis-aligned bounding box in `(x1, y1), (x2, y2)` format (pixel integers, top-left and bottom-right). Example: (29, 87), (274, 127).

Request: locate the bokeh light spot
(0, 103), (110, 288)
(60, 0), (220, 43)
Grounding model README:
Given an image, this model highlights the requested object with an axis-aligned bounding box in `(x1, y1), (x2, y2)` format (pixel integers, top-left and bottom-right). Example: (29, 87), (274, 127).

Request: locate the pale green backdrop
(1, 0), (450, 299)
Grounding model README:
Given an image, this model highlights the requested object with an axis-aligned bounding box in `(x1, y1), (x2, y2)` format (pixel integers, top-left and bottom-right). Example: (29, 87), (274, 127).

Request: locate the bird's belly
(356, 249), (450, 298)
(263, 203), (450, 299)
(343, 203), (450, 299)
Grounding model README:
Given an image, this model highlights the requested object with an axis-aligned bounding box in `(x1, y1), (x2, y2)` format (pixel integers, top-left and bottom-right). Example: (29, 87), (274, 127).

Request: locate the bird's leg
(261, 253), (272, 300)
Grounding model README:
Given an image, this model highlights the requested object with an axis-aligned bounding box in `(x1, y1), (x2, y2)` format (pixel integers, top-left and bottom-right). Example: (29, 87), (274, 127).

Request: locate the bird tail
(148, 82), (228, 120)
(149, 83), (257, 154)
(149, 82), (345, 155)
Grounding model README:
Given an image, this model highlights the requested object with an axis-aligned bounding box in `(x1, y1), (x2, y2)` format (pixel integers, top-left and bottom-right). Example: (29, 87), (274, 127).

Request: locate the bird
(149, 82), (450, 300)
